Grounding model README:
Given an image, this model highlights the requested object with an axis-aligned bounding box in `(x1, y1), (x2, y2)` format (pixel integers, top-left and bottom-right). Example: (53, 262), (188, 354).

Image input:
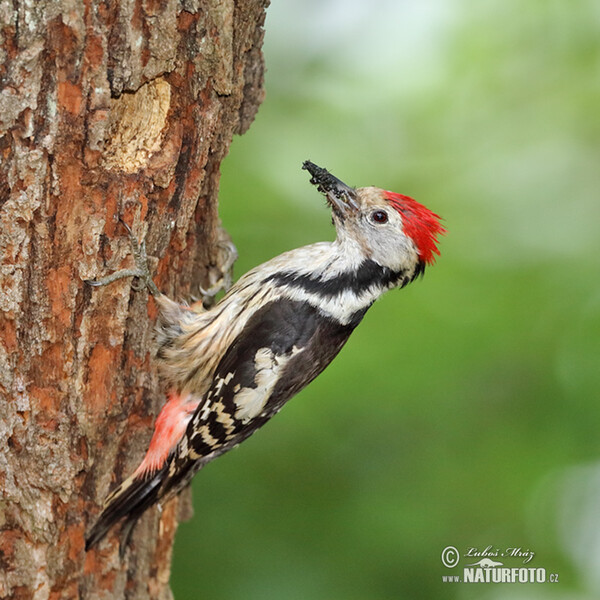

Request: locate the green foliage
(172, 2), (600, 598)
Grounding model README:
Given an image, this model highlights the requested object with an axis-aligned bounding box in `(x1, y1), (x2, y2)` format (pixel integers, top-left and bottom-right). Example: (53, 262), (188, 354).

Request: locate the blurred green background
(172, 1), (600, 598)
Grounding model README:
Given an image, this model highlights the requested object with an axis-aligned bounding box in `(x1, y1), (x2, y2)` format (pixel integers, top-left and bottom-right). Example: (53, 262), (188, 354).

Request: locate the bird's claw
(84, 221), (159, 296)
(197, 240), (238, 306)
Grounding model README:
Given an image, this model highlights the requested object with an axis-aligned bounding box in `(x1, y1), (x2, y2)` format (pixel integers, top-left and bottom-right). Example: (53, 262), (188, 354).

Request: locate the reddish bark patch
(31, 385), (61, 414)
(47, 266), (72, 328)
(103, 191), (118, 237)
(87, 344), (119, 413)
(147, 296), (158, 321)
(85, 34), (104, 69)
(50, 581), (79, 600)
(67, 522), (85, 562)
(58, 80), (83, 115)
(32, 343), (68, 387)
(177, 10), (198, 32)
(0, 315), (17, 352)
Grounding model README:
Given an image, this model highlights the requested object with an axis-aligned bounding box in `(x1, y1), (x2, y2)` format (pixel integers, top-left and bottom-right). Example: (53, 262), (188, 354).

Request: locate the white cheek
(367, 227), (418, 271)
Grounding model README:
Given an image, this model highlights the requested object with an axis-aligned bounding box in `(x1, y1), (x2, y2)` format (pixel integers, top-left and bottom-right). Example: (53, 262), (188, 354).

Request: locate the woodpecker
(85, 161), (445, 551)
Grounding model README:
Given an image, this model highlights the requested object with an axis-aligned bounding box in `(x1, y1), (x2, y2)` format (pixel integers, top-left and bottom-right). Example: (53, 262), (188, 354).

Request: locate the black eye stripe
(371, 210), (388, 224)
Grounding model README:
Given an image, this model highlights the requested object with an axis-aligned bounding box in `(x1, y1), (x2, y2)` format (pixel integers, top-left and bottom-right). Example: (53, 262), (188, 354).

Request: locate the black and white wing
(161, 297), (359, 497)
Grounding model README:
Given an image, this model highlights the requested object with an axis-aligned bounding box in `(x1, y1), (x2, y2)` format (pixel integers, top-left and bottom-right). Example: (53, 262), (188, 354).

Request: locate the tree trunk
(0, 1), (268, 598)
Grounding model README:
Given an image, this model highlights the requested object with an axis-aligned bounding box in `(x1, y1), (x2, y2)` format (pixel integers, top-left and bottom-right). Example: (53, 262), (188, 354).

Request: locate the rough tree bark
(0, 1), (268, 598)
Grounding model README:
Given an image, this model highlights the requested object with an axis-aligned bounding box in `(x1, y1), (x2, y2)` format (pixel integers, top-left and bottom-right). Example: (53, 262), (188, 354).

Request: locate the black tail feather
(85, 465), (169, 551)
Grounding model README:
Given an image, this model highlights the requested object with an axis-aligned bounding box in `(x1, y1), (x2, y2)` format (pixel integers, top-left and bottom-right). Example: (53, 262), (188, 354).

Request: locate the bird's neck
(260, 240), (414, 326)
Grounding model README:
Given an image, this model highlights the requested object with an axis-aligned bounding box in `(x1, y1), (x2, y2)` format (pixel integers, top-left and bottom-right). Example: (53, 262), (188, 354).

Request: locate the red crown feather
(384, 191), (445, 265)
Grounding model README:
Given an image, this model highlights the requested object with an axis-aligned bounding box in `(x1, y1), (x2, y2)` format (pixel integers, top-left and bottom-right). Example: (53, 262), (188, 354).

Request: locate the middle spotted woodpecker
(85, 161), (445, 550)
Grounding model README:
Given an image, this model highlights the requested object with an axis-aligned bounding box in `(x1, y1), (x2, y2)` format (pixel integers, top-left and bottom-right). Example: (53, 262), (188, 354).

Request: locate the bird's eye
(371, 210), (388, 224)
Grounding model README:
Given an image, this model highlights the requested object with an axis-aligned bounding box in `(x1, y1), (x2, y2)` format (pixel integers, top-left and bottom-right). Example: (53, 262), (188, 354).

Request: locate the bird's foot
(198, 239), (238, 301)
(84, 220), (160, 296)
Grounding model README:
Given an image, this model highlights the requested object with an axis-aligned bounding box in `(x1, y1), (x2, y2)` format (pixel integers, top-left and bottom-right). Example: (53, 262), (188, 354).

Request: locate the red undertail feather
(134, 391), (199, 477)
(384, 191), (446, 265)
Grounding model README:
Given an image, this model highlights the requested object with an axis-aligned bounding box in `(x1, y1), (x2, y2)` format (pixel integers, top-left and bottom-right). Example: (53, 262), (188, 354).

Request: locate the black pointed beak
(302, 161), (359, 214)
